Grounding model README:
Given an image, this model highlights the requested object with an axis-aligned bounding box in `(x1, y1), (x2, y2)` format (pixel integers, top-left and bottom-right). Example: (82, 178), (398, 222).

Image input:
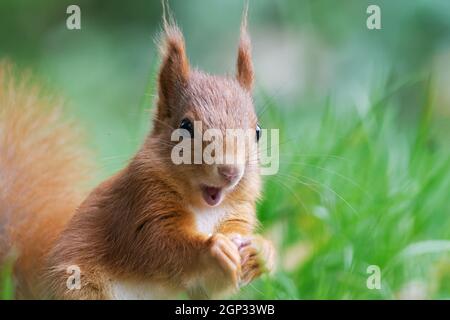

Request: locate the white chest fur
(109, 279), (179, 300)
(190, 205), (229, 235)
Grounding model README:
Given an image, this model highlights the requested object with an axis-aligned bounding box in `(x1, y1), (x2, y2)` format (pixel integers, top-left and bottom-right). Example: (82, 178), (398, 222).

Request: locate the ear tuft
(236, 5), (253, 92)
(157, 15), (189, 117)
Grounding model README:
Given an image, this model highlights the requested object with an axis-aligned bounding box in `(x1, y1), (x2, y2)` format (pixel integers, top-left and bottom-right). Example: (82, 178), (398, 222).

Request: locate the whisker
(151, 117), (176, 131)
(270, 176), (309, 213)
(292, 173), (358, 215)
(276, 172), (321, 198)
(278, 160), (367, 195)
(255, 80), (289, 119)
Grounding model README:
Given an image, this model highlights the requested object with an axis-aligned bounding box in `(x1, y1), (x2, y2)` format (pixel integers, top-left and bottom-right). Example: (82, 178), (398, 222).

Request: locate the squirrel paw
(204, 233), (241, 289)
(232, 235), (275, 286)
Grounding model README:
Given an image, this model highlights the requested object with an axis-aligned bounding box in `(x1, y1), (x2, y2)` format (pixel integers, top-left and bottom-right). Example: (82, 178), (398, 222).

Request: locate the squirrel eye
(256, 124), (262, 142)
(180, 118), (194, 138)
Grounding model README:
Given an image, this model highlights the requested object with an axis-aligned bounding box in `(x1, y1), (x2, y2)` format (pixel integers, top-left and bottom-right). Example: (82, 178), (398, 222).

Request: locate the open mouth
(201, 185), (223, 206)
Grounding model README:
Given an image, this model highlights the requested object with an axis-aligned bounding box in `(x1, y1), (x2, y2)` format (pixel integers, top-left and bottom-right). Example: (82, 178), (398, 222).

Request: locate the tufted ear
(236, 6), (253, 92)
(157, 22), (190, 118)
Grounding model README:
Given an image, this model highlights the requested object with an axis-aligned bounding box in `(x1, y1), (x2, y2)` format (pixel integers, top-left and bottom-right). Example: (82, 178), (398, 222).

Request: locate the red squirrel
(0, 9), (275, 299)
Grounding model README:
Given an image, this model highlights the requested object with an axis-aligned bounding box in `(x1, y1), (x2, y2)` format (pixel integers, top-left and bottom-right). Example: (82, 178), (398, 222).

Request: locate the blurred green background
(1, 0), (450, 299)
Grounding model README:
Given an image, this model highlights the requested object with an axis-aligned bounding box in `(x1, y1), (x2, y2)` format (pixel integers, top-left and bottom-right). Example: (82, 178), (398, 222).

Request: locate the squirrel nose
(218, 165), (240, 183)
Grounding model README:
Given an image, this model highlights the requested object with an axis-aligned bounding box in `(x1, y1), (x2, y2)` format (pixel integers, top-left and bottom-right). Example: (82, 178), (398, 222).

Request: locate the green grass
(0, 256), (14, 300)
(234, 77), (450, 299)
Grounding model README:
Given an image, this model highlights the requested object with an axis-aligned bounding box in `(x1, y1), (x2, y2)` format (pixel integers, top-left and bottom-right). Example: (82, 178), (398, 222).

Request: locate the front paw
(203, 233), (241, 289)
(233, 235), (275, 286)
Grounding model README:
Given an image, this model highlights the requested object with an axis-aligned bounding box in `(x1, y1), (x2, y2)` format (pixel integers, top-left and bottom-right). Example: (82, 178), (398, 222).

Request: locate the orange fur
(0, 10), (274, 300)
(0, 62), (93, 298)
(236, 6), (254, 92)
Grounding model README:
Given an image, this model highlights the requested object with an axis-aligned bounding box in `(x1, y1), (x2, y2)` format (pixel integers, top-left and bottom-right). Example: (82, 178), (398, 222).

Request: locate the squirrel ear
(157, 23), (190, 116)
(236, 6), (253, 92)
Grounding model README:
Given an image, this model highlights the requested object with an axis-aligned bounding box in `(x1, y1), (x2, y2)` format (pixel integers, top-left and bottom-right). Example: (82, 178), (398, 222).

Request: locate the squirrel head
(147, 11), (261, 208)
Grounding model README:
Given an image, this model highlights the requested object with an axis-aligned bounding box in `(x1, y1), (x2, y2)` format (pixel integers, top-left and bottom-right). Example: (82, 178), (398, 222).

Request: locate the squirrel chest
(107, 205), (229, 299)
(190, 205), (229, 235)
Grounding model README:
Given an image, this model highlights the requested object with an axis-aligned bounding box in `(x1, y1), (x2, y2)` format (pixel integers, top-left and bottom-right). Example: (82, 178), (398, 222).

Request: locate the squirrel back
(0, 62), (93, 298)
